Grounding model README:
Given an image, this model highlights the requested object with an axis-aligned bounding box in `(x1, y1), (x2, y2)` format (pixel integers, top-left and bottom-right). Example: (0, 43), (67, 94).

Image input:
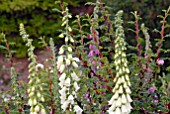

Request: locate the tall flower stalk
(108, 10), (132, 114)
(19, 23), (46, 114)
(57, 2), (82, 113)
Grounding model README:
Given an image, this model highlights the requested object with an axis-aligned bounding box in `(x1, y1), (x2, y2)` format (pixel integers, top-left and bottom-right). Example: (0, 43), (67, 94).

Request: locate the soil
(0, 48), (51, 92)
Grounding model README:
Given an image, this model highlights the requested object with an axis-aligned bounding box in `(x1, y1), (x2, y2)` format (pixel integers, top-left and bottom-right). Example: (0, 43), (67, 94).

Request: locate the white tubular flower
(126, 94), (132, 102)
(41, 109), (46, 114)
(74, 82), (80, 91)
(59, 80), (65, 88)
(65, 58), (71, 65)
(61, 100), (69, 111)
(116, 97), (121, 107)
(36, 63), (44, 69)
(32, 98), (37, 105)
(72, 61), (78, 68)
(34, 105), (40, 112)
(73, 57), (80, 62)
(64, 77), (71, 87)
(74, 105), (83, 114)
(28, 99), (33, 106)
(71, 72), (80, 81)
(118, 85), (123, 94)
(57, 56), (63, 69)
(30, 112), (37, 114)
(59, 64), (65, 73)
(68, 94), (74, 104)
(112, 91), (119, 100)
(59, 86), (67, 95)
(121, 94), (127, 104)
(59, 47), (64, 54)
(60, 93), (66, 104)
(115, 107), (121, 114)
(59, 73), (66, 82)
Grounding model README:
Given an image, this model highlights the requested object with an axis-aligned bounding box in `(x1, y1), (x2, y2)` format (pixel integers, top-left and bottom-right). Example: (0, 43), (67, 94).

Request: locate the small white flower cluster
(108, 10), (132, 114)
(58, 71), (82, 114)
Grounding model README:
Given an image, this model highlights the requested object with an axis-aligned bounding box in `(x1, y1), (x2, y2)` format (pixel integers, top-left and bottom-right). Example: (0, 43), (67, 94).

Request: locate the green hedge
(0, 0), (170, 57)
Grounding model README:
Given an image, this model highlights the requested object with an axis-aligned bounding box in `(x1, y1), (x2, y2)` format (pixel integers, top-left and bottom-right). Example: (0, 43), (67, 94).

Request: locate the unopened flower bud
(68, 47), (72, 52)
(33, 98), (37, 105)
(59, 34), (64, 38)
(41, 96), (45, 102)
(72, 61), (78, 68)
(68, 27), (72, 32)
(37, 92), (41, 98)
(70, 37), (74, 43)
(32, 86), (35, 91)
(65, 36), (68, 42)
(29, 92), (34, 97)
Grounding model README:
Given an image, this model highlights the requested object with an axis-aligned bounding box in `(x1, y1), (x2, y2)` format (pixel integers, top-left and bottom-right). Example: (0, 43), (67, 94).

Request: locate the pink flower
(88, 51), (94, 57)
(87, 35), (93, 39)
(89, 44), (95, 50)
(94, 49), (100, 55)
(148, 87), (155, 93)
(157, 59), (164, 65)
(153, 100), (158, 103)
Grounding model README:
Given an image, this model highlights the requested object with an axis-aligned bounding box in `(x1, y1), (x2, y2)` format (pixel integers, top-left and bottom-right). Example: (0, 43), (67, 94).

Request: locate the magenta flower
(89, 44), (95, 50)
(87, 35), (93, 39)
(148, 87), (155, 93)
(157, 59), (164, 65)
(94, 49), (100, 55)
(153, 100), (158, 103)
(88, 51), (94, 57)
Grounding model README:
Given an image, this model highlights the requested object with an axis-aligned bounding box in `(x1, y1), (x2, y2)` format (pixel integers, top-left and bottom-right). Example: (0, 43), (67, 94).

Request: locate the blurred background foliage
(0, 0), (170, 57)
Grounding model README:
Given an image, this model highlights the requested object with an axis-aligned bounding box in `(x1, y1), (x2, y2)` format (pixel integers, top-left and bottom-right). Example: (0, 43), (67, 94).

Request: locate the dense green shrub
(0, 0), (94, 57)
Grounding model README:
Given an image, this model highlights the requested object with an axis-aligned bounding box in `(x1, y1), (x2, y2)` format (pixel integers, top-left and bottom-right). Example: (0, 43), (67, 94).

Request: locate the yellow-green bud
(68, 47), (72, 52)
(59, 34), (64, 38)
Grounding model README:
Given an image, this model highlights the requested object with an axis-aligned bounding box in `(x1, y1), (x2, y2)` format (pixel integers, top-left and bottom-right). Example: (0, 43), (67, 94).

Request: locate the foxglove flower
(108, 10), (132, 114)
(157, 59), (164, 65)
(74, 105), (83, 114)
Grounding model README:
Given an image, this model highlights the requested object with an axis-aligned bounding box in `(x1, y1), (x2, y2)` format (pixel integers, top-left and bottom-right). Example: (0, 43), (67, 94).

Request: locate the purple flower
(87, 35), (93, 39)
(147, 67), (151, 72)
(154, 95), (158, 98)
(157, 59), (164, 65)
(88, 51), (94, 57)
(100, 92), (105, 95)
(148, 87), (155, 93)
(89, 44), (95, 50)
(85, 94), (90, 102)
